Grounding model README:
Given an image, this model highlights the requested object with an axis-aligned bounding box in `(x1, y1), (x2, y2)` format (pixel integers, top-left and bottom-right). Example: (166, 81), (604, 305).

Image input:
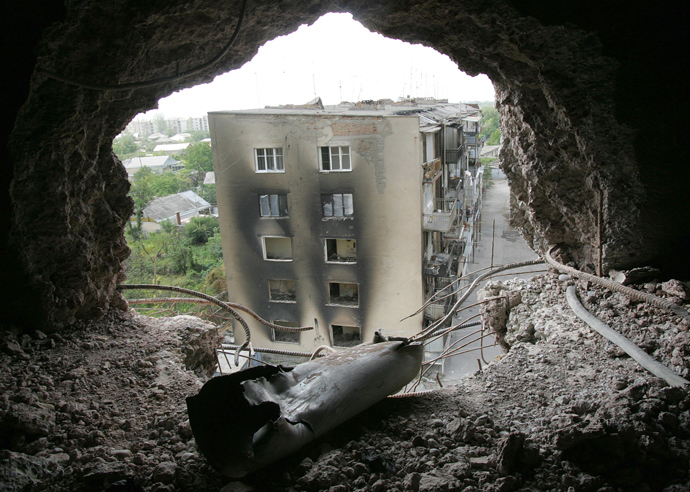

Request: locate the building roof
(210, 100), (461, 119)
(143, 190), (211, 222)
(122, 155), (179, 172)
(480, 145), (501, 156)
(153, 143), (190, 153)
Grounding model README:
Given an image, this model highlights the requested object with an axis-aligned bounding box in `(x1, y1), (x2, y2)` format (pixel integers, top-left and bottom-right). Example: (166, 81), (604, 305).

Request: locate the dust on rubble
(2, 272), (690, 491)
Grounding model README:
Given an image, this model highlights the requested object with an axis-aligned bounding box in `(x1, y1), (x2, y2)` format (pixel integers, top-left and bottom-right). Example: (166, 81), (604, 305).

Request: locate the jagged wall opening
(3, 0), (688, 330)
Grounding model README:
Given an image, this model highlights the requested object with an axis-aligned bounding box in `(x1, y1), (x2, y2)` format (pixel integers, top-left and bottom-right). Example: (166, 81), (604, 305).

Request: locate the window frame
(268, 279), (296, 303)
(324, 238), (357, 264)
(271, 320), (301, 345)
(254, 148), (285, 173)
(331, 324), (362, 347)
(259, 193), (289, 218)
(321, 193), (354, 219)
(319, 146), (352, 172)
(327, 281), (359, 307)
(261, 236), (293, 262)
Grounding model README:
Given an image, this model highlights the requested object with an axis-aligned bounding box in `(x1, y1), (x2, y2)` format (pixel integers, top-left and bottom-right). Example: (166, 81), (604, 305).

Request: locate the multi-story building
(191, 115), (209, 132)
(209, 100), (482, 360)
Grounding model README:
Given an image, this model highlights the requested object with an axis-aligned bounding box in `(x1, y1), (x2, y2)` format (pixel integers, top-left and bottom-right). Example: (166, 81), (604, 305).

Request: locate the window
(320, 146), (351, 172)
(255, 148), (284, 172)
(332, 325), (361, 347)
(268, 279), (296, 302)
(322, 193), (354, 218)
(262, 237), (292, 261)
(328, 282), (359, 307)
(259, 194), (288, 217)
(272, 320), (300, 344)
(325, 239), (356, 263)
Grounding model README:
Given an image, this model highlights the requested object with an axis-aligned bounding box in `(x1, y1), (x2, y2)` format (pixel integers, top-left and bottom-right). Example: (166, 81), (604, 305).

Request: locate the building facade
(210, 102), (482, 358)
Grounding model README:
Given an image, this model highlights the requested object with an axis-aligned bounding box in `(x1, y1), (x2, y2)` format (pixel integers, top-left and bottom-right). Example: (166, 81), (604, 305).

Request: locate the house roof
(143, 190), (211, 222)
(122, 155), (179, 171)
(153, 143), (190, 152)
(480, 145), (501, 156)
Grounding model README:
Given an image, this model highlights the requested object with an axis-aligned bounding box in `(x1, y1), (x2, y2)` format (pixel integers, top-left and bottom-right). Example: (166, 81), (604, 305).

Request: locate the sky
(139, 13), (495, 120)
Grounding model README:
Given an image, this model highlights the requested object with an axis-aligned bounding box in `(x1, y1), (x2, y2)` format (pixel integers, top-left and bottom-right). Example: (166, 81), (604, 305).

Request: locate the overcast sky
(139, 13), (495, 120)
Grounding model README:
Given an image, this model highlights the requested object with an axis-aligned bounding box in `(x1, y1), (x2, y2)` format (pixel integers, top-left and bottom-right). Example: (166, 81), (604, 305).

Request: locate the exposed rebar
(545, 246), (690, 322)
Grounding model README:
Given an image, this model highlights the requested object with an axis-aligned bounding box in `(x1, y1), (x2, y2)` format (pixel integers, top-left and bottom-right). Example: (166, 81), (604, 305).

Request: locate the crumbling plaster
(2, 0), (688, 329)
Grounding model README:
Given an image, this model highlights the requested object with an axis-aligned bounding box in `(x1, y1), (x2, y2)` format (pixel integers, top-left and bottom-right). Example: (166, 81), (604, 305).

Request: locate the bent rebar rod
(412, 258), (544, 342)
(565, 286), (688, 387)
(119, 285), (313, 333)
(545, 246), (690, 322)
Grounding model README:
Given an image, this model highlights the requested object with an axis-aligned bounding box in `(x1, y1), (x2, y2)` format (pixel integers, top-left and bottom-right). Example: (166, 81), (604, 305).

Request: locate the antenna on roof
(312, 74), (317, 98)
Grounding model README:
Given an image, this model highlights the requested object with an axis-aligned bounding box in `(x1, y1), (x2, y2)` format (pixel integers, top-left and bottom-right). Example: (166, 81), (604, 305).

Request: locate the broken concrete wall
(3, 0), (688, 330)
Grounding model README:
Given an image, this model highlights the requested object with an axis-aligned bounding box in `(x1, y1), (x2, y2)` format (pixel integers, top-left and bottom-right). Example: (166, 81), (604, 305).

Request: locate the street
(442, 173), (543, 380)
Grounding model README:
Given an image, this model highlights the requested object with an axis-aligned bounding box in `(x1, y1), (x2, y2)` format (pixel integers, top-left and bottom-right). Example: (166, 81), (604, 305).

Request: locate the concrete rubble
(1, 272), (689, 490)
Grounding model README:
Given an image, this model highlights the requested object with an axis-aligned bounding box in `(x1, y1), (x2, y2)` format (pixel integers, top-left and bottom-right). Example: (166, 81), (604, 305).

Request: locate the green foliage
(113, 134), (141, 160)
(122, 223), (226, 318)
(479, 104), (501, 145)
(486, 128), (501, 145)
(128, 168), (192, 222)
(182, 142), (213, 172)
(188, 130), (211, 142)
(198, 184), (216, 206)
(185, 216), (219, 245)
(148, 170), (191, 197)
(129, 168), (155, 222)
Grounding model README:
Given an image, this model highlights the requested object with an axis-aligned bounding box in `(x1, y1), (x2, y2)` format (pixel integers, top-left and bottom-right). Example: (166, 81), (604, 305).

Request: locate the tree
(129, 167), (155, 236)
(188, 130), (210, 142)
(113, 134), (139, 160)
(479, 104), (500, 144)
(148, 170), (190, 197)
(185, 216), (219, 245)
(198, 183), (216, 206)
(182, 142), (213, 172)
(154, 113), (167, 134)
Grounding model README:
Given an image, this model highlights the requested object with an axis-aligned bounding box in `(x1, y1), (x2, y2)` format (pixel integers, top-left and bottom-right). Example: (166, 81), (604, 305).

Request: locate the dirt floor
(2, 271), (690, 491)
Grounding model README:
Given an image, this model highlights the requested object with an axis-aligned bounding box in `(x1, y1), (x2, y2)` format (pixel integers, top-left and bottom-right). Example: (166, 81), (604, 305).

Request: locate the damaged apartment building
(210, 99), (484, 359)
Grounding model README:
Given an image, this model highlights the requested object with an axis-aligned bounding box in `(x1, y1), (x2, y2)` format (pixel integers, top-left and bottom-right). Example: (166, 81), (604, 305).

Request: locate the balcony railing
(423, 198), (459, 232)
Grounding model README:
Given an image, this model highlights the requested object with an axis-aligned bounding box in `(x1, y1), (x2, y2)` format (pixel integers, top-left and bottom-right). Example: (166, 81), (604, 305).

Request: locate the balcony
(422, 158), (442, 182)
(423, 197), (459, 232)
(424, 301), (447, 321)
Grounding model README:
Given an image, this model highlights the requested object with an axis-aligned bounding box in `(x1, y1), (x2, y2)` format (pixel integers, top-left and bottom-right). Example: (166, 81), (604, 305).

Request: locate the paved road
(441, 174), (542, 381)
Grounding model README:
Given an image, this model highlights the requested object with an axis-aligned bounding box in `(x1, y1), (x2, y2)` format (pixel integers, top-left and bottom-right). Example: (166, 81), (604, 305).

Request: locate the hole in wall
(116, 12), (497, 321)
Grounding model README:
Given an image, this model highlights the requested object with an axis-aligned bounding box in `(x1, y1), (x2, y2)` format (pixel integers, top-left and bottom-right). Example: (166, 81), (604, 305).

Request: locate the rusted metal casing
(187, 340), (422, 478)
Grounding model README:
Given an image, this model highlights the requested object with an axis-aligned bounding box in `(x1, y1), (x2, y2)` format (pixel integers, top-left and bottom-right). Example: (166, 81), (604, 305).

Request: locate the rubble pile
(2, 272), (690, 491)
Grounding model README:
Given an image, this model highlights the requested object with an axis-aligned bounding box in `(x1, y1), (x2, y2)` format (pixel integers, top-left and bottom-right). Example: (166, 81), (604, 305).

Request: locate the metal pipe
(565, 286), (688, 387)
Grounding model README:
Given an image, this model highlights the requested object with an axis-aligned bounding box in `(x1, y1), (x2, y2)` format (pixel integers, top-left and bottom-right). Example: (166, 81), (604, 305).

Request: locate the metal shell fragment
(187, 339), (423, 478)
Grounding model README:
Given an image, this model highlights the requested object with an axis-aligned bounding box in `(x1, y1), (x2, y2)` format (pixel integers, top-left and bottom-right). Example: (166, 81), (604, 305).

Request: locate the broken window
(325, 238), (356, 263)
(255, 148), (284, 172)
(268, 279), (296, 302)
(271, 320), (300, 344)
(259, 194), (288, 217)
(262, 236), (293, 261)
(328, 282), (359, 306)
(322, 193), (354, 218)
(319, 146), (351, 171)
(331, 324), (361, 347)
